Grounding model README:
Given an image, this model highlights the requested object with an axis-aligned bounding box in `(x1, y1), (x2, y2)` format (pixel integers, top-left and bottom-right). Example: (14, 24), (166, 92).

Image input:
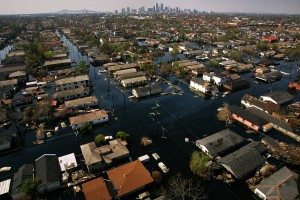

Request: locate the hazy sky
(0, 0), (299, 15)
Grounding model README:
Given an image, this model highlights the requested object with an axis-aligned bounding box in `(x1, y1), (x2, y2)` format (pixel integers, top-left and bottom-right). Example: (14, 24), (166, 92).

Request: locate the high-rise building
(160, 4), (164, 11)
(127, 7), (130, 13)
(138, 6), (145, 13)
(121, 8), (126, 14)
(156, 3), (159, 11)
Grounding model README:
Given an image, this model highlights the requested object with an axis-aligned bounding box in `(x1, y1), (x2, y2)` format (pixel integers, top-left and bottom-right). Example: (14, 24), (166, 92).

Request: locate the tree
(75, 60), (90, 75)
(217, 103), (232, 125)
(208, 60), (219, 69)
(116, 131), (129, 140)
(20, 179), (41, 199)
(141, 62), (157, 76)
(0, 106), (23, 139)
(140, 136), (152, 146)
(95, 134), (105, 146)
(169, 44), (180, 61)
(79, 122), (92, 133)
(230, 51), (245, 63)
(190, 151), (211, 179)
(160, 63), (172, 76)
(22, 100), (51, 126)
(159, 173), (207, 200)
(152, 171), (162, 183)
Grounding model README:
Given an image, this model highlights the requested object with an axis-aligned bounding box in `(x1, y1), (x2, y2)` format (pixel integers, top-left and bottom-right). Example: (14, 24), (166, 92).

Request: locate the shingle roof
(107, 160), (154, 198)
(55, 75), (89, 85)
(64, 96), (98, 108)
(35, 154), (60, 185)
(69, 109), (108, 125)
(247, 107), (294, 133)
(82, 177), (111, 200)
(241, 94), (279, 113)
(255, 166), (299, 200)
(196, 129), (245, 157)
(53, 86), (86, 99)
(80, 142), (103, 165)
(260, 91), (293, 105)
(229, 105), (269, 127)
(218, 143), (265, 179)
(12, 164), (34, 196)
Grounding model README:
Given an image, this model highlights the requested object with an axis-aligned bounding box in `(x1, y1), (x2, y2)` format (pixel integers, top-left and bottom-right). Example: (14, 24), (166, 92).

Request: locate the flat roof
(0, 179), (11, 195)
(58, 153), (78, 172)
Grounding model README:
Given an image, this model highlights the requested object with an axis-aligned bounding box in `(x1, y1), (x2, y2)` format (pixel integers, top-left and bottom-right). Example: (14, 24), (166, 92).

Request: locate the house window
(75, 86), (78, 88)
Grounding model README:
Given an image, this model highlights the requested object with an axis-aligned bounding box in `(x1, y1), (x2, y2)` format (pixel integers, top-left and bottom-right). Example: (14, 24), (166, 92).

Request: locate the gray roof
(218, 143), (265, 179)
(35, 154), (60, 185)
(260, 91), (293, 105)
(196, 129), (245, 157)
(255, 166), (299, 200)
(12, 164), (34, 197)
(191, 77), (206, 85)
(247, 107), (294, 133)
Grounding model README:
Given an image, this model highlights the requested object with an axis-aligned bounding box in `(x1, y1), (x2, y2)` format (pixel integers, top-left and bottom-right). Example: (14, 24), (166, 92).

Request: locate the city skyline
(0, 0), (299, 15)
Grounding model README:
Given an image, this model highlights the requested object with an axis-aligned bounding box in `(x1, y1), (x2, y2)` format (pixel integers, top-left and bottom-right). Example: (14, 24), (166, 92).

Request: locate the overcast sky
(0, 0), (299, 15)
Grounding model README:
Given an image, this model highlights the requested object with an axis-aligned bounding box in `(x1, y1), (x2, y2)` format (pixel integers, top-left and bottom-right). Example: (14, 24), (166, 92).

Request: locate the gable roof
(64, 96), (98, 108)
(255, 166), (299, 200)
(35, 154), (60, 185)
(218, 143), (265, 179)
(241, 94), (279, 113)
(229, 105), (269, 127)
(196, 129), (245, 157)
(107, 160), (154, 198)
(82, 177), (111, 200)
(260, 91), (293, 105)
(80, 142), (103, 165)
(55, 75), (89, 85)
(69, 109), (108, 125)
(53, 86), (86, 99)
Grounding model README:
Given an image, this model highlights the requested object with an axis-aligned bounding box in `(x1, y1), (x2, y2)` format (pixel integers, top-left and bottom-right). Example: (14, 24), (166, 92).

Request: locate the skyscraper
(160, 4), (164, 11)
(127, 7), (130, 13)
(156, 3), (159, 12)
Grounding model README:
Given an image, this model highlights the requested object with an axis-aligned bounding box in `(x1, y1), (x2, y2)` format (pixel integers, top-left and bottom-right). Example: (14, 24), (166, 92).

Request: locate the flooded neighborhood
(0, 1), (300, 200)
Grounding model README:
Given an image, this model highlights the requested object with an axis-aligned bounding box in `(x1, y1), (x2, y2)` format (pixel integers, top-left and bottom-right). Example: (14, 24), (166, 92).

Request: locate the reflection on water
(0, 45), (13, 66)
(56, 31), (89, 65)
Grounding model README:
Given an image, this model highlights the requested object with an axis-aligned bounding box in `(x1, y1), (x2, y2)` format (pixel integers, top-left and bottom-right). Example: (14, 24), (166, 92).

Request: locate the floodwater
(0, 45), (13, 66)
(0, 33), (299, 200)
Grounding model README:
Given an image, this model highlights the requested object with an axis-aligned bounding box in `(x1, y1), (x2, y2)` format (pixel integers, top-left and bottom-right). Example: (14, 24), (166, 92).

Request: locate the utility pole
(123, 87), (126, 113)
(107, 71), (110, 96)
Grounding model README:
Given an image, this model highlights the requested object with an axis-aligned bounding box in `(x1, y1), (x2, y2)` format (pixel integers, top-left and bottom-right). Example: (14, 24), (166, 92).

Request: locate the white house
(69, 109), (108, 130)
(212, 73), (231, 86)
(260, 91), (294, 105)
(203, 72), (215, 83)
(190, 77), (212, 94)
(55, 75), (90, 91)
